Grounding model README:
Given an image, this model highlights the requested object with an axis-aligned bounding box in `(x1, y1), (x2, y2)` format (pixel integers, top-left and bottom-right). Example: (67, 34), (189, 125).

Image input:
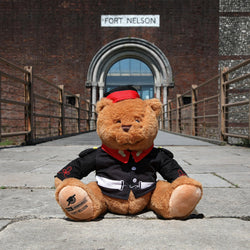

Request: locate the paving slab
(0, 172), (96, 189)
(196, 188), (250, 218)
(0, 131), (250, 250)
(183, 164), (250, 174)
(0, 189), (61, 219)
(216, 172), (250, 188)
(169, 146), (250, 166)
(40, 131), (102, 146)
(188, 173), (235, 187)
(0, 173), (54, 188)
(1, 187), (249, 220)
(0, 218), (249, 250)
(156, 131), (213, 146)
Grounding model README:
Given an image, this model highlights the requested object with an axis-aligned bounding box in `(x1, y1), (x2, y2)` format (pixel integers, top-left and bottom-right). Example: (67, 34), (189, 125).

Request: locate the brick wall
(0, 0), (219, 100)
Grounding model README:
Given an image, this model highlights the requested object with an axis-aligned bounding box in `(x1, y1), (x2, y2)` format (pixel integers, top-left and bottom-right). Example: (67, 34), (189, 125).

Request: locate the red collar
(101, 144), (154, 163)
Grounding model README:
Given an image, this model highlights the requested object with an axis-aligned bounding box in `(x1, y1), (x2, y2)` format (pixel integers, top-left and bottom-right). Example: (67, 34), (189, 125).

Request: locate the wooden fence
(1, 57), (249, 146)
(162, 59), (250, 144)
(0, 57), (96, 145)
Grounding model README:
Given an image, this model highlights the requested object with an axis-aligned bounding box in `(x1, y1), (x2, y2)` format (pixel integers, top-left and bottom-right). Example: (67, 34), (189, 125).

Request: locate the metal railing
(0, 57), (96, 145)
(163, 59), (250, 144)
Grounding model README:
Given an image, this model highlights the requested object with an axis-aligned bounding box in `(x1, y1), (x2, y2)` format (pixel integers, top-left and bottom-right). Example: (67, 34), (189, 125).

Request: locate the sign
(101, 15), (160, 27)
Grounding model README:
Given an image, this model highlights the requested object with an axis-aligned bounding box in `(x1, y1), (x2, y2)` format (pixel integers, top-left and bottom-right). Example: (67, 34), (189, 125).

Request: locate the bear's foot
(58, 186), (94, 221)
(168, 184), (202, 218)
(149, 178), (203, 219)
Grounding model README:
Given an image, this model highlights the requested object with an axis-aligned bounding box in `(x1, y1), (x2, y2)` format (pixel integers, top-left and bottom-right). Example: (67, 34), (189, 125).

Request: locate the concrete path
(40, 130), (212, 146)
(0, 131), (249, 249)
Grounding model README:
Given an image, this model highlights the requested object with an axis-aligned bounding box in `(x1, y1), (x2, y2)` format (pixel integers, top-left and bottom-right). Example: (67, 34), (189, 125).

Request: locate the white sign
(101, 15), (160, 27)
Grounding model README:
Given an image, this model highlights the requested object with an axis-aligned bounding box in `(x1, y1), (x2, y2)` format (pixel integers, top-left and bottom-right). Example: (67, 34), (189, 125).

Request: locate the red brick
(0, 0), (219, 101)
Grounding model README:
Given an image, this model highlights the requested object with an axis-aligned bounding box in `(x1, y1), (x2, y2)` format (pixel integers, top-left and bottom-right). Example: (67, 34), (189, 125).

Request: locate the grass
(0, 139), (15, 146)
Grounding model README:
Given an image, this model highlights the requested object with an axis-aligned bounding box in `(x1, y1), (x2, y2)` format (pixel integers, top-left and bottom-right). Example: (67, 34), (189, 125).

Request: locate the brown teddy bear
(54, 86), (202, 221)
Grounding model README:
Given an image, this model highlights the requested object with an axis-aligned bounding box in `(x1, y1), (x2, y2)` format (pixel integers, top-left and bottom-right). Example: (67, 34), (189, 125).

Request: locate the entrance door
(105, 58), (154, 99)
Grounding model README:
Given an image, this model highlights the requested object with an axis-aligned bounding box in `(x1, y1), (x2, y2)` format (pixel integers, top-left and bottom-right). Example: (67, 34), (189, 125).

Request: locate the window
(106, 58), (154, 99)
(182, 96), (191, 105)
(66, 96), (76, 106)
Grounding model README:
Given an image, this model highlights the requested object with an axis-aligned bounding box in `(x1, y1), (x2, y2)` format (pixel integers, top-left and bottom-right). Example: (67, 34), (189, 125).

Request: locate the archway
(86, 37), (174, 107)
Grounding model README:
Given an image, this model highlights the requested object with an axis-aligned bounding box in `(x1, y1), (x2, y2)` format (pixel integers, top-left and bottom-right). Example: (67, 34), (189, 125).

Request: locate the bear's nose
(122, 125), (131, 132)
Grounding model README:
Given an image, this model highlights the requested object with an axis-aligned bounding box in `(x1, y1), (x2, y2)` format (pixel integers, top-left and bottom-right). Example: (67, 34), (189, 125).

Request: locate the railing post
(191, 85), (198, 136)
(220, 67), (229, 141)
(0, 72), (1, 143)
(159, 105), (164, 130)
(176, 94), (181, 133)
(90, 104), (96, 130)
(58, 85), (65, 136)
(76, 94), (80, 133)
(167, 100), (172, 131)
(85, 101), (90, 131)
(24, 66), (34, 144)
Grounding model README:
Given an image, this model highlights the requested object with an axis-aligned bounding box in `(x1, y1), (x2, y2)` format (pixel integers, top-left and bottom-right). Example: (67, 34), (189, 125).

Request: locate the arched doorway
(106, 58), (154, 100)
(86, 37), (173, 106)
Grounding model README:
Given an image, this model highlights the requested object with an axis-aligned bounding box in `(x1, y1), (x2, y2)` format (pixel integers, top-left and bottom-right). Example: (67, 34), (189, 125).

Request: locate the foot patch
(59, 186), (94, 220)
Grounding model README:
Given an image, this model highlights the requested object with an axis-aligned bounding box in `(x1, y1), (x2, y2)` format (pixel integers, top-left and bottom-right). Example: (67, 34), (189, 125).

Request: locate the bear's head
(96, 86), (162, 151)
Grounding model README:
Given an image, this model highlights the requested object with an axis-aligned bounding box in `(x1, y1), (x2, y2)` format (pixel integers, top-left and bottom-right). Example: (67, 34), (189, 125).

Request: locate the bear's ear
(96, 98), (113, 114)
(145, 98), (162, 117)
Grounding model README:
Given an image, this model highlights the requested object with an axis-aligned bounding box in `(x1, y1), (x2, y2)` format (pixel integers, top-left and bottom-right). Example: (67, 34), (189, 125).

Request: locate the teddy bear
(54, 85), (202, 221)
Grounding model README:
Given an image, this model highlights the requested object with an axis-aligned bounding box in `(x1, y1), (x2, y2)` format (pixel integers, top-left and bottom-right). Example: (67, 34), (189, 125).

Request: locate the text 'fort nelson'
(101, 15), (160, 27)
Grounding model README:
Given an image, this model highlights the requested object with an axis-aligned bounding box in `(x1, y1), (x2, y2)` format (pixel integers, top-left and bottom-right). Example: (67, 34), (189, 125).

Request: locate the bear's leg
(55, 178), (107, 221)
(149, 176), (202, 219)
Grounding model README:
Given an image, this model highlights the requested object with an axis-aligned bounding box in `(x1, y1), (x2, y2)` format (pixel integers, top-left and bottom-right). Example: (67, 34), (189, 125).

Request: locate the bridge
(0, 57), (250, 248)
(0, 57), (249, 147)
(0, 129), (250, 248)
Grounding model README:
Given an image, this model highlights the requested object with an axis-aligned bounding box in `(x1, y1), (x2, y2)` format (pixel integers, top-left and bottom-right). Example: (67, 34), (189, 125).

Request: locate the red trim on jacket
(101, 144), (154, 163)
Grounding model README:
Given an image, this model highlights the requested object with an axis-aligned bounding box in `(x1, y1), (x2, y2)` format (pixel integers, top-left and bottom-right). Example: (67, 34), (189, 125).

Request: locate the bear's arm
(54, 148), (97, 181)
(156, 148), (187, 183)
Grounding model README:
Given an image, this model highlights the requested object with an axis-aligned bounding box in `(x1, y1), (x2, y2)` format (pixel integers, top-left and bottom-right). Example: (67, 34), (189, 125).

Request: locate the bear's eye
(115, 120), (121, 124)
(135, 119), (140, 123)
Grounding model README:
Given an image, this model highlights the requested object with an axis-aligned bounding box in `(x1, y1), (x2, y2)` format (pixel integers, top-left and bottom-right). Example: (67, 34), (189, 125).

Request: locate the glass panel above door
(106, 58), (154, 99)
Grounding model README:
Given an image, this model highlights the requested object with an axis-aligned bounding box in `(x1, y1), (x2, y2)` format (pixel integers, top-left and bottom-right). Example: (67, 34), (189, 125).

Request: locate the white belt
(96, 176), (154, 191)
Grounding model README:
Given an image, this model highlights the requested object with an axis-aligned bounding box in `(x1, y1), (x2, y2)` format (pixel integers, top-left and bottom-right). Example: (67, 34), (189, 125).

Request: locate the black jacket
(55, 146), (187, 200)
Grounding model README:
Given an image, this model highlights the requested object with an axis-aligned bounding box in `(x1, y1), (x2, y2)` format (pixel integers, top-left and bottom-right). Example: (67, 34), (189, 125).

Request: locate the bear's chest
(95, 149), (158, 199)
